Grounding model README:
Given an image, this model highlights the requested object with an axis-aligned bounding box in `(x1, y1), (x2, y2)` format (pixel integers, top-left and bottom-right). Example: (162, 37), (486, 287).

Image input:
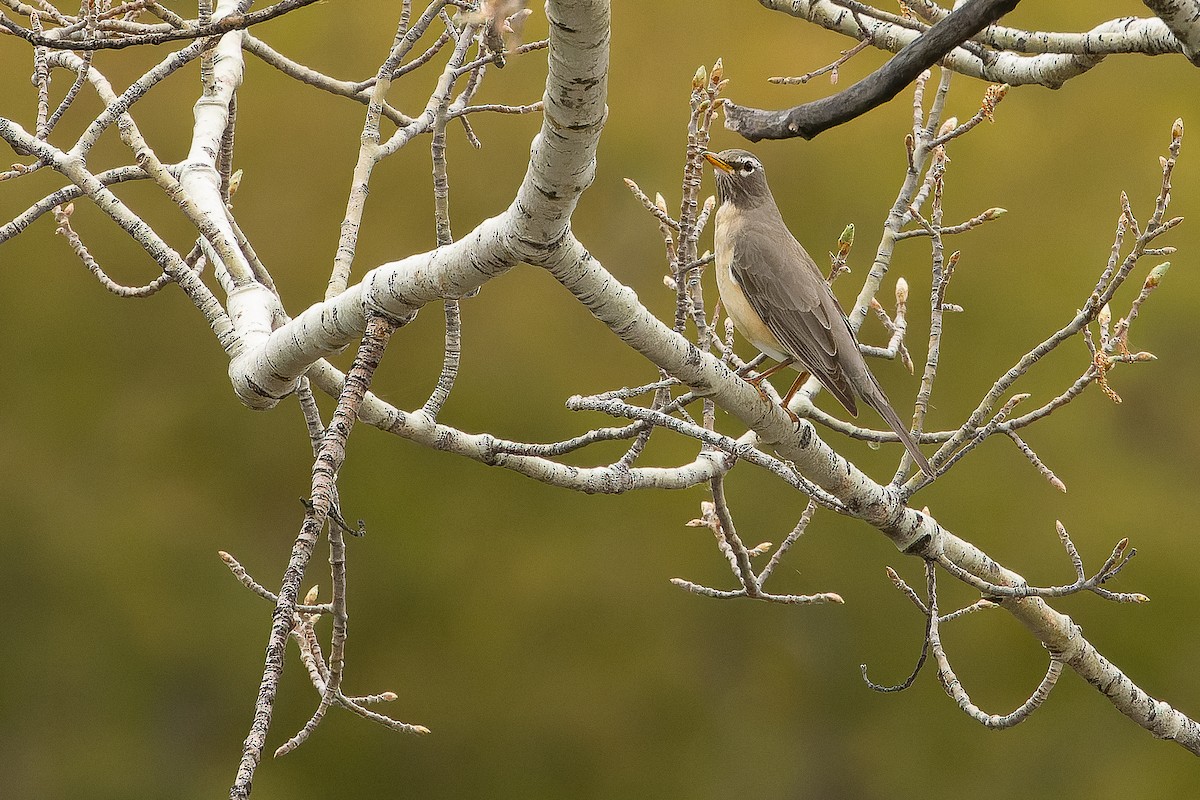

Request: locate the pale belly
(714, 207), (791, 363)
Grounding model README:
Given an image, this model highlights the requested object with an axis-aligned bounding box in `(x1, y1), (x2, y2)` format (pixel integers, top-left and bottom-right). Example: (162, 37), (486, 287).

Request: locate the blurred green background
(2, 2), (1199, 798)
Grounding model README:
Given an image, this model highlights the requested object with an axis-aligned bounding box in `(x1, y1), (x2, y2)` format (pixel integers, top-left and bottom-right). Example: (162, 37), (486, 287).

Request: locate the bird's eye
(741, 161), (756, 173)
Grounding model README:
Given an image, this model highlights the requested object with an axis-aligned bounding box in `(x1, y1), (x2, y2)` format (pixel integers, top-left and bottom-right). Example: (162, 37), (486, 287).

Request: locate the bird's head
(704, 149), (771, 208)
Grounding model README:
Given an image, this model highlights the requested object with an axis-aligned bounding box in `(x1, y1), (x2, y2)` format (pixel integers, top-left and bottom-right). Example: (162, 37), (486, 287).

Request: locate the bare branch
(936, 521), (1149, 603)
(3, 1), (1198, 788)
(724, 0), (1020, 140)
(1143, 0), (1200, 63)
(231, 315), (427, 800)
(0, 0), (323, 50)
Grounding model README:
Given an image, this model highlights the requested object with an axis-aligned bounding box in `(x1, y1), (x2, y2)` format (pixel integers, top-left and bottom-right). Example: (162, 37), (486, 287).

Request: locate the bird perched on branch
(704, 148), (933, 476)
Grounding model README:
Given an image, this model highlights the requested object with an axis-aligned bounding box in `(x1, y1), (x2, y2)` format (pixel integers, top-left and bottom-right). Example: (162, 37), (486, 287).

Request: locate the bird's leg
(742, 357), (794, 404)
(744, 357), (794, 386)
(741, 358), (806, 422)
(779, 370), (812, 423)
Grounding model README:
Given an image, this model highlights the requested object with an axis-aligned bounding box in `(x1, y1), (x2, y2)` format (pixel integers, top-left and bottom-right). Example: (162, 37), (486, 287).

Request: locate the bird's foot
(743, 373), (773, 403)
(744, 374), (800, 423)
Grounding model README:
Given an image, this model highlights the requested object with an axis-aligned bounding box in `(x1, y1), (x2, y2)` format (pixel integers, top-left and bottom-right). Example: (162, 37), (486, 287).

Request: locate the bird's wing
(731, 223), (860, 416)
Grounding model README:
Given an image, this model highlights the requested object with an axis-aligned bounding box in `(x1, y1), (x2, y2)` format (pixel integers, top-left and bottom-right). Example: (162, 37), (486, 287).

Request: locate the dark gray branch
(725, 0), (1020, 141)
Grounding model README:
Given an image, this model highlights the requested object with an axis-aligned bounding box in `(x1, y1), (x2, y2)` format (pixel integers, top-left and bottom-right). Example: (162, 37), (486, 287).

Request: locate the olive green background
(2, 2), (1198, 798)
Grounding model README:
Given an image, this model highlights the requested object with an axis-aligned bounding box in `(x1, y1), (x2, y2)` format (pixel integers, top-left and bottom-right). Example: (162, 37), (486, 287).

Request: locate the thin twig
(230, 316), (425, 800)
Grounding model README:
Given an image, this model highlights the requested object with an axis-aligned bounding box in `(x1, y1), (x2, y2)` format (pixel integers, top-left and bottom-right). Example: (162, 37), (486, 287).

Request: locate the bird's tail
(864, 388), (934, 477)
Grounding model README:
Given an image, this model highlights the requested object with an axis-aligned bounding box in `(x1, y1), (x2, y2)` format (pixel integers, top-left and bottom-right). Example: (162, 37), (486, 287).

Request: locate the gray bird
(704, 148), (933, 476)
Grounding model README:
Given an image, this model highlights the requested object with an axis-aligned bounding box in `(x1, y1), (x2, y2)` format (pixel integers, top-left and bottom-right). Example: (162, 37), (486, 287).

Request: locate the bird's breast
(713, 205), (790, 363)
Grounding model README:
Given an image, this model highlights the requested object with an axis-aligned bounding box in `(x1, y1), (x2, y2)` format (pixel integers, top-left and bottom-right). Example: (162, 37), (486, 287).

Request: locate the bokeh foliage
(1, 2), (1198, 798)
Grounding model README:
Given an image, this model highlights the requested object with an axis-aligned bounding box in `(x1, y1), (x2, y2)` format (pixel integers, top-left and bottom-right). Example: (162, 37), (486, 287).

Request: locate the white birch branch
(755, 0), (1200, 87)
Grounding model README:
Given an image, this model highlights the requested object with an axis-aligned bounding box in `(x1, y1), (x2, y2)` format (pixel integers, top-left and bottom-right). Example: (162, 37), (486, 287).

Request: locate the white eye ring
(740, 160), (758, 174)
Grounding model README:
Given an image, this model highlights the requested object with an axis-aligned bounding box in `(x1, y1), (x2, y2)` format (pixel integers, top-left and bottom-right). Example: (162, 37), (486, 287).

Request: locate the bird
(704, 148), (933, 477)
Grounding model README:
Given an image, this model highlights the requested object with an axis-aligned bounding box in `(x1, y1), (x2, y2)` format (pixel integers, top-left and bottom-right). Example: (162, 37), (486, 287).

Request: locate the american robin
(705, 148), (933, 476)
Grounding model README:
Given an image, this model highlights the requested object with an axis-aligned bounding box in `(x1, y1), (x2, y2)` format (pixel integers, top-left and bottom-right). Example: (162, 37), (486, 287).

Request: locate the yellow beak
(703, 151), (733, 173)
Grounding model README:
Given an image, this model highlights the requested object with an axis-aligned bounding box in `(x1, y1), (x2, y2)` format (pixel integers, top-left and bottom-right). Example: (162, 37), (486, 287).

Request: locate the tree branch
(1143, 0), (1200, 64)
(3, 0), (1198, 788)
(0, 0), (321, 50)
(724, 0), (1020, 140)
